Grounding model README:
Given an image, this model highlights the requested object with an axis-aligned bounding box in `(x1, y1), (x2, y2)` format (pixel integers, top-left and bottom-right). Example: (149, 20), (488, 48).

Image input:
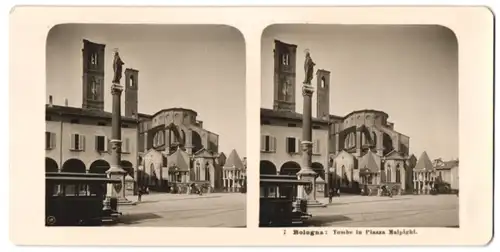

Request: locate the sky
(46, 24), (246, 157)
(261, 25), (458, 161)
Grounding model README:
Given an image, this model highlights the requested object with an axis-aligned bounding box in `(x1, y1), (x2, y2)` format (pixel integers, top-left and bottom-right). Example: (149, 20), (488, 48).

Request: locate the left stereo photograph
(44, 24), (247, 228)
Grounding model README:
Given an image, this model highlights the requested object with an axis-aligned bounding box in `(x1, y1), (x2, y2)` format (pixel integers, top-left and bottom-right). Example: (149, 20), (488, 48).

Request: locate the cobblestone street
(305, 194), (459, 227)
(113, 193), (246, 227)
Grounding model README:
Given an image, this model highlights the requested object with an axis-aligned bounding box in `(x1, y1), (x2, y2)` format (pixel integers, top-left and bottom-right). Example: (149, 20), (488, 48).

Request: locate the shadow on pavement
(153, 195), (222, 202)
(305, 215), (352, 226)
(119, 212), (163, 225)
(326, 197), (412, 206)
(136, 200), (160, 204)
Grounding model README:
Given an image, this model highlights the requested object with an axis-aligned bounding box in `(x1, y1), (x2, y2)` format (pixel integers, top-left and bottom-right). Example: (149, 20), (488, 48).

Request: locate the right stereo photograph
(259, 24), (459, 228)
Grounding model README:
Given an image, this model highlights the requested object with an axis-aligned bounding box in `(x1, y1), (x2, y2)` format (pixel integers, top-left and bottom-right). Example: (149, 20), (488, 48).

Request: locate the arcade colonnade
(45, 157), (135, 177)
(222, 169), (245, 192)
(413, 170), (435, 194)
(259, 160), (326, 179)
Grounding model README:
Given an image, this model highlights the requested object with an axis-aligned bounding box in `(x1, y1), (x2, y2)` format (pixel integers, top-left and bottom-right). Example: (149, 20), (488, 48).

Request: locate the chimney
(48, 95), (53, 107)
(65, 99), (68, 106)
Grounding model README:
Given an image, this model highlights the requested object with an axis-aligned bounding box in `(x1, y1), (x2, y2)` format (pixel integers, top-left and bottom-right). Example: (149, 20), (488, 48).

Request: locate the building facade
(137, 107), (231, 192)
(260, 39), (418, 196)
(260, 109), (330, 179)
(45, 103), (139, 178)
(434, 158), (459, 190)
(329, 109), (412, 194)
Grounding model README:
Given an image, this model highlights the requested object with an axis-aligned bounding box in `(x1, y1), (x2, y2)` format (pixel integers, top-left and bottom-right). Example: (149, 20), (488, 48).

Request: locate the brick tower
(82, 39), (106, 111)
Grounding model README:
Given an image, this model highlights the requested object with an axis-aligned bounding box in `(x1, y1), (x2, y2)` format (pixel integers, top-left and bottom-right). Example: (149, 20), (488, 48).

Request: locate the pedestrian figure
(137, 189), (142, 202)
(328, 188), (334, 204)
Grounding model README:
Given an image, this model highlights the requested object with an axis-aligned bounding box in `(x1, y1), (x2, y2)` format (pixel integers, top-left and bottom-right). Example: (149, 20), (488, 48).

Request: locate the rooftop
(224, 149), (245, 170)
(260, 108), (329, 124)
(435, 160), (459, 170)
(45, 104), (138, 124)
(414, 151), (434, 171)
(343, 109), (389, 120)
(261, 108), (391, 124)
(151, 107), (198, 118)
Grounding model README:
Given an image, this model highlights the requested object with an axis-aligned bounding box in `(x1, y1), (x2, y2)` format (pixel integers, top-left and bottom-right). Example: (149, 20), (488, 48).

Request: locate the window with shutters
(70, 134), (85, 151)
(45, 132), (56, 150)
(95, 135), (107, 152)
(260, 135), (276, 153)
(122, 138), (131, 153)
(286, 137), (299, 154)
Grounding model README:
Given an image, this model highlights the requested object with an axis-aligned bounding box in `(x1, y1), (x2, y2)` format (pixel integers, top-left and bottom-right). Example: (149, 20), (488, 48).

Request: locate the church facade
(260, 39), (422, 196)
(137, 107), (239, 192)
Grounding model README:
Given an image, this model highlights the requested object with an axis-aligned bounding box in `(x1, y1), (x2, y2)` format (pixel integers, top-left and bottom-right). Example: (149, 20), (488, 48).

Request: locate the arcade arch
(260, 160), (277, 175)
(280, 161), (301, 175)
(311, 162), (325, 180)
(89, 159), (110, 174)
(45, 157), (58, 172)
(121, 160), (134, 177)
(61, 159), (86, 173)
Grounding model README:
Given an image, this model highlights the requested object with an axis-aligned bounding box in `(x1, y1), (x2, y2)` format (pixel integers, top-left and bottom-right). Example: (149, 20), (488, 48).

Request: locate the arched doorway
(280, 161), (301, 175)
(61, 159), (86, 173)
(45, 157), (58, 172)
(150, 163), (157, 187)
(260, 160), (277, 175)
(121, 160), (134, 177)
(89, 159), (110, 174)
(340, 165), (346, 185)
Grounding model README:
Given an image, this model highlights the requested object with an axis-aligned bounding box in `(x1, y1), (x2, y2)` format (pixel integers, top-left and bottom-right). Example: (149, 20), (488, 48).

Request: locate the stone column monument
(296, 50), (325, 208)
(106, 49), (133, 205)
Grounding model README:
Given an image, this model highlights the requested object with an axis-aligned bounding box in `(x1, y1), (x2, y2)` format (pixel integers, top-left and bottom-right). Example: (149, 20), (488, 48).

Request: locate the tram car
(45, 172), (122, 226)
(259, 174), (312, 227)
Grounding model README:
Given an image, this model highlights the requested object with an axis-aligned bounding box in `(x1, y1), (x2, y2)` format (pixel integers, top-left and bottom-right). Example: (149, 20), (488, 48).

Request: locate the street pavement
(112, 192), (457, 228)
(113, 192), (246, 227)
(304, 194), (459, 227)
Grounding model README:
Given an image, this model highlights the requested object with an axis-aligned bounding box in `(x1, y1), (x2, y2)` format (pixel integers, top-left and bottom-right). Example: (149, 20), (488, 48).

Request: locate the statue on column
(112, 50), (125, 84)
(303, 50), (316, 85)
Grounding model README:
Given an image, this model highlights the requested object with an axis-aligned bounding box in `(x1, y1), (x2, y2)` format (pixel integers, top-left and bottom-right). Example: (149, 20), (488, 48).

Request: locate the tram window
(63, 184), (91, 196)
(51, 184), (64, 196)
(279, 186), (292, 199)
(89, 184), (103, 196)
(79, 185), (88, 196)
(65, 184), (77, 196)
(268, 187), (276, 198)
